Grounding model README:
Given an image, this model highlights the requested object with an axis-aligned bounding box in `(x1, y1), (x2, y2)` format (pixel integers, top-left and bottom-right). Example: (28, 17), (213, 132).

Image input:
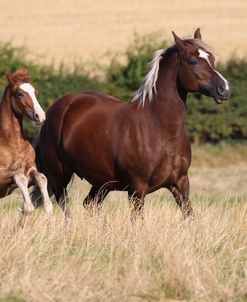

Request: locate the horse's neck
(0, 88), (24, 139)
(150, 51), (187, 130)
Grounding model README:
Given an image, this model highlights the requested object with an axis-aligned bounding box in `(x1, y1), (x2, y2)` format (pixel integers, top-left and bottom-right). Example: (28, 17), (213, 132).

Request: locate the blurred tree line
(0, 35), (246, 143)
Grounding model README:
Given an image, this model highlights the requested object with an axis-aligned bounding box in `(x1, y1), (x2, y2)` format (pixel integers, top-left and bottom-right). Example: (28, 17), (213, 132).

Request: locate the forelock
(185, 39), (214, 56)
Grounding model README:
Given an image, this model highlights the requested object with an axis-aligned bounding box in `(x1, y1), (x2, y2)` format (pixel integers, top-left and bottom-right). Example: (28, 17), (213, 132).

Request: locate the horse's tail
(32, 130), (43, 173)
(31, 130), (54, 207)
(31, 120), (75, 208)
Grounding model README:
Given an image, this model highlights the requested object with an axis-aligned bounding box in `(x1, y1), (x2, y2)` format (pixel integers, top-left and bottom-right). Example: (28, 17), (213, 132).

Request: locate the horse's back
(45, 91), (123, 139)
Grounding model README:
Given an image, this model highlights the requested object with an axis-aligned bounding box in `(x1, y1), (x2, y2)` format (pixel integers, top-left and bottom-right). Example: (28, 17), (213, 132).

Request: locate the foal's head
(5, 67), (45, 124)
(173, 28), (231, 104)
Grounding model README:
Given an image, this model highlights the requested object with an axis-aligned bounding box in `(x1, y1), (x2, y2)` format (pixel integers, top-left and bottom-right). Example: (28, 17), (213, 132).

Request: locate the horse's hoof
(23, 203), (35, 214)
(44, 202), (53, 217)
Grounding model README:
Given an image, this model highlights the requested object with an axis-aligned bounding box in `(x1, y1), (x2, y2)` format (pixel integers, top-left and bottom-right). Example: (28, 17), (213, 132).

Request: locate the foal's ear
(23, 65), (30, 78)
(172, 31), (186, 51)
(5, 69), (14, 86)
(194, 28), (202, 40)
(5, 69), (18, 91)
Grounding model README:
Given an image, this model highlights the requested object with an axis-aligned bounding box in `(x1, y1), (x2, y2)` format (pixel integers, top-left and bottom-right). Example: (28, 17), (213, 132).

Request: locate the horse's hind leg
(54, 187), (71, 218)
(128, 190), (146, 221)
(14, 174), (34, 214)
(83, 185), (109, 212)
(169, 174), (193, 218)
(30, 171), (53, 216)
(45, 163), (73, 218)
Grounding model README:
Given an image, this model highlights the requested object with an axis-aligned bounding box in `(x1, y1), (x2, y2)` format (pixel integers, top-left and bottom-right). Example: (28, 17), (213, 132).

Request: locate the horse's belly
(0, 183), (16, 198)
(147, 169), (174, 193)
(69, 151), (116, 187)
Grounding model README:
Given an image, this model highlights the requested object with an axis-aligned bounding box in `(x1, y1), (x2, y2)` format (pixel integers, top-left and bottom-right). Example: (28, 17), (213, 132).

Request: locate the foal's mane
(132, 39), (213, 107)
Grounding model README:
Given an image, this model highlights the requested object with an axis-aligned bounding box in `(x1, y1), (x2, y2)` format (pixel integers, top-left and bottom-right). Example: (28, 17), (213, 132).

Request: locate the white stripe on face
(198, 49), (229, 91)
(20, 83), (46, 122)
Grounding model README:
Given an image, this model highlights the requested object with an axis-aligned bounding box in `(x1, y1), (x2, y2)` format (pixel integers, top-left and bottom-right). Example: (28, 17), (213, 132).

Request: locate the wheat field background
(0, 1), (247, 301)
(0, 0), (246, 66)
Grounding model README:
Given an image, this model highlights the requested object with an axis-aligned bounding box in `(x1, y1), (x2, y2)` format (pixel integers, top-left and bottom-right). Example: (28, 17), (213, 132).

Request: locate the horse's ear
(23, 65), (29, 75)
(194, 28), (202, 40)
(5, 69), (14, 86)
(172, 31), (186, 51)
(22, 65), (30, 81)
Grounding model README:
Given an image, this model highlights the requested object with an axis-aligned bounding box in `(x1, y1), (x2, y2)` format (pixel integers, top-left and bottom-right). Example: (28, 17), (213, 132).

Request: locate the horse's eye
(188, 58), (198, 65)
(16, 91), (23, 98)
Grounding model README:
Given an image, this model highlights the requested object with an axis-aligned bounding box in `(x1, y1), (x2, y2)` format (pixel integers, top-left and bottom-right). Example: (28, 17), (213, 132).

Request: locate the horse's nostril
(217, 84), (225, 96)
(34, 113), (39, 121)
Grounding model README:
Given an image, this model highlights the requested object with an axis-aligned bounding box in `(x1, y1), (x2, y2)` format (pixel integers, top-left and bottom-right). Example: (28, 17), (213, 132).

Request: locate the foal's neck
(0, 88), (24, 139)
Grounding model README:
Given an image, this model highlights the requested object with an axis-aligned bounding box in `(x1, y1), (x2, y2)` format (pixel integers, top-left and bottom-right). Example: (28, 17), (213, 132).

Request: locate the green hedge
(0, 35), (246, 143)
(105, 35), (247, 143)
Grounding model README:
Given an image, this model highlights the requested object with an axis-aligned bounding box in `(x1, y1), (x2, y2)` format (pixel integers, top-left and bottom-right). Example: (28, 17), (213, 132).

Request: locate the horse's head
(173, 28), (231, 104)
(5, 67), (46, 124)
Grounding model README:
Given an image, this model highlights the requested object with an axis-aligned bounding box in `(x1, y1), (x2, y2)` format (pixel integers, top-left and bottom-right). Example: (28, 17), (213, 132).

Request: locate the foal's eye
(16, 91), (23, 98)
(188, 58), (198, 65)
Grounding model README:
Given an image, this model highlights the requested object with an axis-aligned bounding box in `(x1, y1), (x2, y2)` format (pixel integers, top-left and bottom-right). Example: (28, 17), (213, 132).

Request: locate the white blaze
(20, 83), (46, 122)
(198, 49), (229, 91)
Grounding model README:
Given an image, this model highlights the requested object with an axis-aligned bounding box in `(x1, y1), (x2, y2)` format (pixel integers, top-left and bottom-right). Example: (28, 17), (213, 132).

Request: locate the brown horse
(32, 29), (230, 218)
(0, 68), (53, 216)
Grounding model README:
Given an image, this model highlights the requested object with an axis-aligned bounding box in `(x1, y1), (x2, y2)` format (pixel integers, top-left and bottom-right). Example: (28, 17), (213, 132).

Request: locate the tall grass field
(0, 1), (246, 300)
(0, 145), (246, 302)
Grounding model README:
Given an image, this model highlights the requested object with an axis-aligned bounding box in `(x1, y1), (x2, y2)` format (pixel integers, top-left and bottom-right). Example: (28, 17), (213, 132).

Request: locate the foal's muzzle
(26, 109), (46, 125)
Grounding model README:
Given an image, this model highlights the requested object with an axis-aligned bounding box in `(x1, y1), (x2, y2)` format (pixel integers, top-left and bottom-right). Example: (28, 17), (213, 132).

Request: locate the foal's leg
(14, 174), (34, 214)
(169, 174), (193, 218)
(83, 185), (109, 211)
(31, 171), (53, 216)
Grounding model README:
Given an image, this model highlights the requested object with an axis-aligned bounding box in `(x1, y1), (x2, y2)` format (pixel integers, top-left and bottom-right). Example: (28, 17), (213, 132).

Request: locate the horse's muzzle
(214, 87), (231, 104)
(26, 109), (46, 125)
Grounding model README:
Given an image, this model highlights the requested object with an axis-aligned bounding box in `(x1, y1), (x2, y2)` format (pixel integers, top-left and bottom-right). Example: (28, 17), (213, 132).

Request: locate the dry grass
(0, 0), (246, 66)
(0, 193), (246, 301)
(0, 145), (247, 301)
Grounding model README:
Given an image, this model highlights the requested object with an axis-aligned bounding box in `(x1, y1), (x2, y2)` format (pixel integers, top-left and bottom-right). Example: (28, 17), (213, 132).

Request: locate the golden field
(0, 145), (247, 301)
(0, 2), (247, 300)
(0, 0), (246, 66)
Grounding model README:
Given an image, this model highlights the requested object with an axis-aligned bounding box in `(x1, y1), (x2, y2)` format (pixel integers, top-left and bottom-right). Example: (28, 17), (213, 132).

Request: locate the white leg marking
(33, 172), (53, 216)
(198, 49), (229, 91)
(14, 174), (34, 214)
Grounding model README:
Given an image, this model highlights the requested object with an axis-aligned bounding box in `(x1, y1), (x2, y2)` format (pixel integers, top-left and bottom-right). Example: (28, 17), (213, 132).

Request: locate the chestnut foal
(0, 68), (53, 216)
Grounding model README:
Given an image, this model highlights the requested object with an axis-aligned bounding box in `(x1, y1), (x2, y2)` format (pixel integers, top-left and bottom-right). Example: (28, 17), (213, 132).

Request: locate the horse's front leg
(169, 174), (193, 218)
(128, 184), (146, 221)
(30, 170), (53, 216)
(14, 174), (34, 214)
(83, 185), (109, 214)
